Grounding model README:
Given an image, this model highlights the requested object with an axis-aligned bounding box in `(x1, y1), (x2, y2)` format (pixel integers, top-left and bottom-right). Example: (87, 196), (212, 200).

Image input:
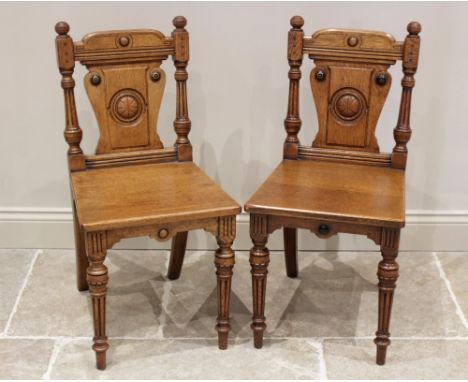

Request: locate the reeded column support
(249, 214), (270, 348)
(214, 216), (236, 349)
(85, 231), (109, 370)
(374, 228), (400, 365)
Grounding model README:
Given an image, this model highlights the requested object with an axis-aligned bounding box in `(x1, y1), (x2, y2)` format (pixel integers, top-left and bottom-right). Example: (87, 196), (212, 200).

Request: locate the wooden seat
(245, 16), (421, 366)
(72, 162), (239, 231)
(55, 17), (240, 370)
(246, 160), (405, 227)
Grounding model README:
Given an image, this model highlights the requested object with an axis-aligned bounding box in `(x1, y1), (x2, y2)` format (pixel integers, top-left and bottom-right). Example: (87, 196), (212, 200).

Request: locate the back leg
(283, 227), (298, 278)
(167, 231), (188, 280)
(73, 200), (88, 291)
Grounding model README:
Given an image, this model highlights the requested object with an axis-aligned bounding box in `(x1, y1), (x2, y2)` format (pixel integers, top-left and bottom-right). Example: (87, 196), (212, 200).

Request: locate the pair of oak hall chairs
(55, 16), (421, 370)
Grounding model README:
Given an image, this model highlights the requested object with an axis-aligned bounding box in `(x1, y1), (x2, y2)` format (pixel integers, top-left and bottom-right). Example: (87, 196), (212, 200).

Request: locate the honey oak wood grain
(55, 17), (240, 370)
(72, 162), (240, 231)
(245, 160), (405, 227)
(245, 16), (421, 366)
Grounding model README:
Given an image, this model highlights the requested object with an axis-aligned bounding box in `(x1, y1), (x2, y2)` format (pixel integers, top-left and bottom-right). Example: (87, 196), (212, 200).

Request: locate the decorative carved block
(332, 89), (366, 122)
(311, 63), (391, 151)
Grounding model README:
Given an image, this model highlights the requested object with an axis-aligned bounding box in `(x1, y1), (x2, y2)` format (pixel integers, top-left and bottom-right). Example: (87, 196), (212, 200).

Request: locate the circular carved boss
(110, 89), (145, 124)
(330, 88), (367, 123)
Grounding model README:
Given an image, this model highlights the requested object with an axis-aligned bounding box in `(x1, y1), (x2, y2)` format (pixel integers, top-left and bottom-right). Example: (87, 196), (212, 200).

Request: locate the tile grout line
(154, 252), (172, 339)
(1, 249), (41, 337)
(42, 337), (65, 380)
(308, 339), (328, 380)
(432, 252), (468, 332)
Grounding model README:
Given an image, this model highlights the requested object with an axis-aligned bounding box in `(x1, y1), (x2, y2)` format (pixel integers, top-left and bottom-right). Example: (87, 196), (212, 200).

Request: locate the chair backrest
(55, 17), (192, 172)
(283, 16), (421, 169)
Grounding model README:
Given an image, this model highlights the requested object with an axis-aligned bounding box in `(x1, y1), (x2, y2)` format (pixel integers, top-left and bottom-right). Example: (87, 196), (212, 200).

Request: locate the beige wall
(1, 2), (467, 249)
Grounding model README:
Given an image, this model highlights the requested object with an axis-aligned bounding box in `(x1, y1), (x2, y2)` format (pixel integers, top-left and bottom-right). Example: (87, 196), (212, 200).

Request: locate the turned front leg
(374, 228), (400, 365)
(249, 214), (270, 348)
(85, 231), (109, 370)
(215, 216), (236, 349)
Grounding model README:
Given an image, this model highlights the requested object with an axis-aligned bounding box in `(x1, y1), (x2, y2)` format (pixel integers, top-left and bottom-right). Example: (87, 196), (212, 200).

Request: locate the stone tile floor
(0, 249), (467, 379)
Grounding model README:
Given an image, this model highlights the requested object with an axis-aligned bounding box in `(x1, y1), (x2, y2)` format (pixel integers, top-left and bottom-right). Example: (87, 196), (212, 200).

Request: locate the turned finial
(407, 21), (421, 35)
(290, 16), (304, 29)
(55, 21), (70, 35)
(173, 16), (187, 29)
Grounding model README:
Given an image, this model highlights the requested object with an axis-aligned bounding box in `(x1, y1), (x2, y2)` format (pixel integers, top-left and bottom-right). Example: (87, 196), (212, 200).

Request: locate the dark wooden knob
(55, 21), (70, 35)
(315, 70), (326, 81)
(90, 74), (101, 86)
(407, 21), (421, 35)
(173, 16), (187, 29)
(318, 224), (330, 235)
(375, 73), (387, 86)
(158, 228), (169, 239)
(290, 15), (304, 29)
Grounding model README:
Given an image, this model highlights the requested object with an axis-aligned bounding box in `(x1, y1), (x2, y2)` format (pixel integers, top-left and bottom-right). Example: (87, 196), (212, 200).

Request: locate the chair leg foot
(93, 338), (109, 370)
(217, 330), (229, 350)
(375, 340), (388, 365)
(252, 325), (265, 349)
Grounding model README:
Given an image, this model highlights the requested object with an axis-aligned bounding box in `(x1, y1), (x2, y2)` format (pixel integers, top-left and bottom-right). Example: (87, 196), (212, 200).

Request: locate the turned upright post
(55, 22), (89, 292)
(283, 16), (304, 160)
(391, 21), (421, 169)
(55, 21), (85, 172)
(172, 16), (192, 161)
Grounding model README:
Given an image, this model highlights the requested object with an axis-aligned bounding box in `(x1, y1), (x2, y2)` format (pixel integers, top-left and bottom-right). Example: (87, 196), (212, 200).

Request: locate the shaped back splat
(283, 17), (421, 169)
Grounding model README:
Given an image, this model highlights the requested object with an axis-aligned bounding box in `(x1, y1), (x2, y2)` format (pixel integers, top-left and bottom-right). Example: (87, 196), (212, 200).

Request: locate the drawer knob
(318, 224), (330, 235)
(158, 228), (169, 239)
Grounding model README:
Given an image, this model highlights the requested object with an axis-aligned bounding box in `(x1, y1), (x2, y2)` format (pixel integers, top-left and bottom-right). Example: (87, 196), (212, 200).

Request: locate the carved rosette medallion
(330, 88), (366, 123)
(110, 90), (145, 124)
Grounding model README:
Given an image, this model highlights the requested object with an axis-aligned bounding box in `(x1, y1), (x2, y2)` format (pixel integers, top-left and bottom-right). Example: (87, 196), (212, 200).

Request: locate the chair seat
(72, 162), (240, 231)
(245, 159), (405, 227)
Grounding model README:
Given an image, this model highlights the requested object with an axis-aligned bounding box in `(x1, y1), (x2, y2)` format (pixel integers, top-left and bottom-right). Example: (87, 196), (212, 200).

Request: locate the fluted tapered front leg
(85, 231), (109, 370)
(374, 228), (400, 365)
(215, 216), (236, 349)
(249, 214), (270, 349)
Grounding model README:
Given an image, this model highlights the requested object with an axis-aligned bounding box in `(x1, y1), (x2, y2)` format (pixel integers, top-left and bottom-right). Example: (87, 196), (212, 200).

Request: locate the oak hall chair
(54, 17), (240, 370)
(245, 17), (421, 365)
